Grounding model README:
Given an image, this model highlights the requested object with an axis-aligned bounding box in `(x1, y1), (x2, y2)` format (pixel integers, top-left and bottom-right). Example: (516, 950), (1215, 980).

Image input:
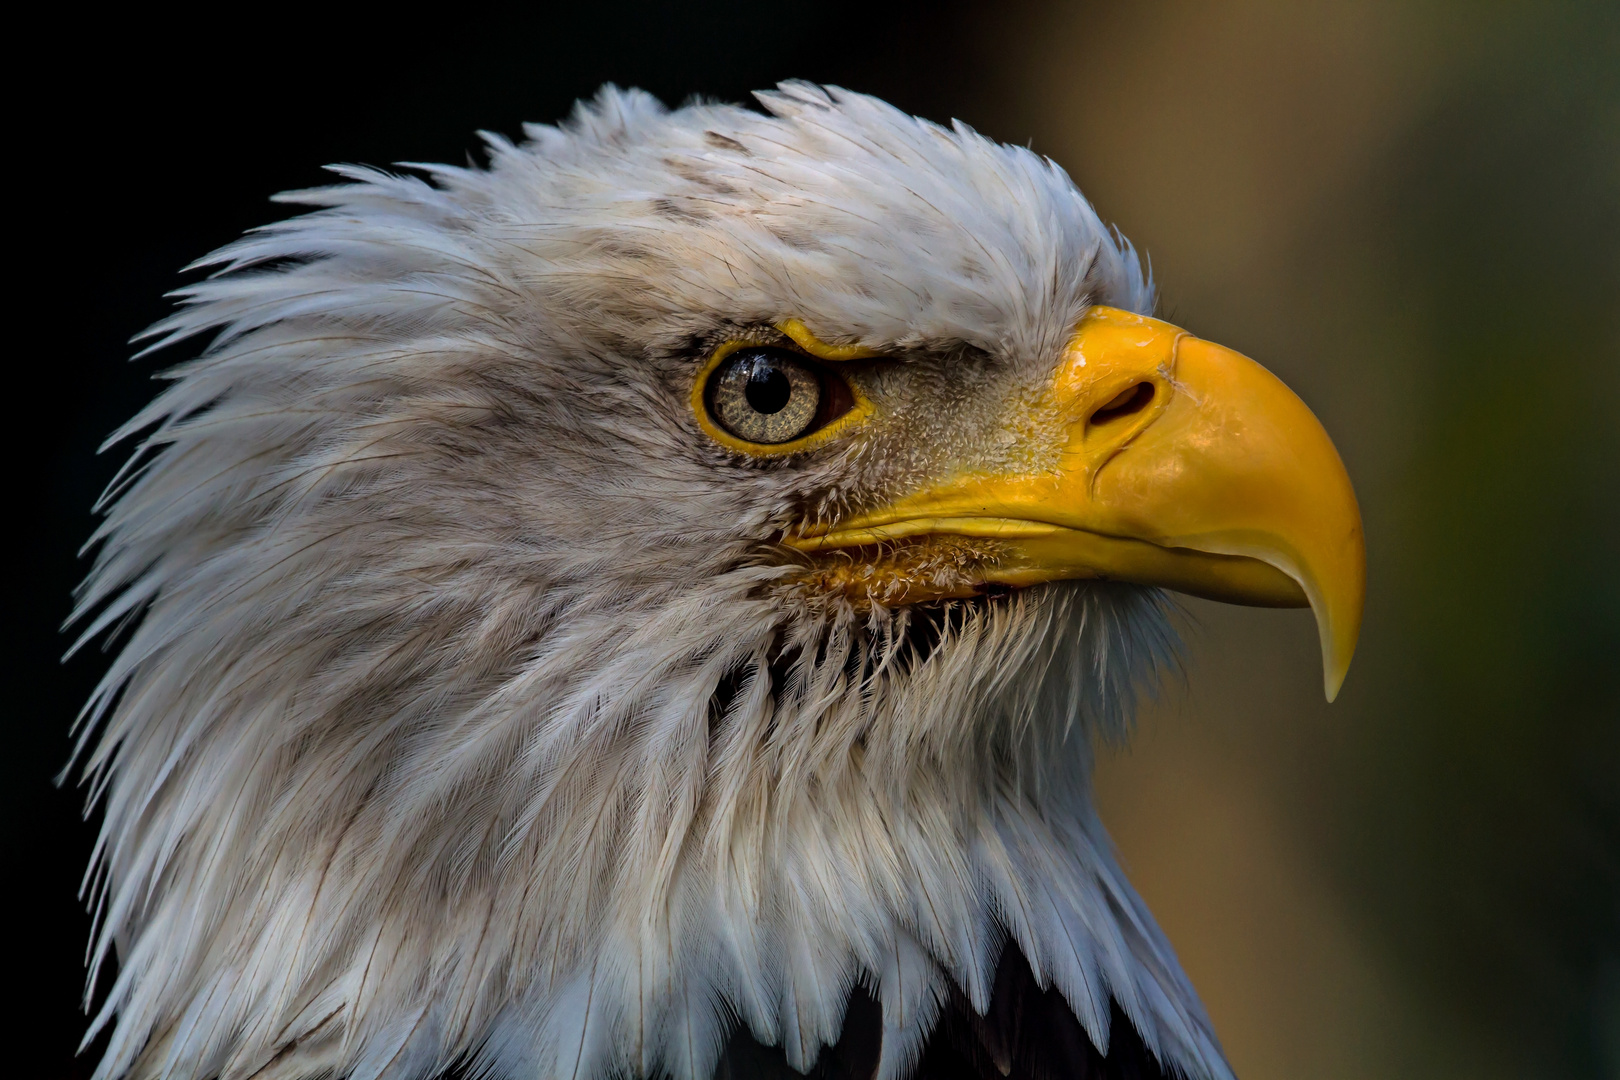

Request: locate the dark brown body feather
(715, 943), (1173, 1080)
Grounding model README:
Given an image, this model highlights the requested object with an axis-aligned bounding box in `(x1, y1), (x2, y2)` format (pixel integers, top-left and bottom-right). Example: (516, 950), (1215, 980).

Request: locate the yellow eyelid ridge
(690, 338), (874, 457)
(777, 318), (887, 361)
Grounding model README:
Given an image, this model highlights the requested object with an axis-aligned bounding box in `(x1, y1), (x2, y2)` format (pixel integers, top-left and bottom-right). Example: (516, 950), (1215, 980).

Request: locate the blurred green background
(959, 4), (1620, 1075)
(978, 4), (1620, 1076)
(18, 2), (1616, 1077)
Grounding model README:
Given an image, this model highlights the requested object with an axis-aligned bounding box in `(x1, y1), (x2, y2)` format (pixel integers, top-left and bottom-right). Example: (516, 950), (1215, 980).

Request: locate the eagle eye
(700, 346), (857, 449)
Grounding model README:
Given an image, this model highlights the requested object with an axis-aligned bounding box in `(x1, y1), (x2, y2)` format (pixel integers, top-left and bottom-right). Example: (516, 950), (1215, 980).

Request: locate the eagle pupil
(745, 363), (793, 414)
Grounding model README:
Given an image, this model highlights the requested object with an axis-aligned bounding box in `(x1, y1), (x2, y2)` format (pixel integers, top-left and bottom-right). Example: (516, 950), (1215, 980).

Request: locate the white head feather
(73, 83), (1230, 1080)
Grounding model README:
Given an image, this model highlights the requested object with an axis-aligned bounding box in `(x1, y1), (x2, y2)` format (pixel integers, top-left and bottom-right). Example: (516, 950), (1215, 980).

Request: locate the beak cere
(787, 306), (1367, 701)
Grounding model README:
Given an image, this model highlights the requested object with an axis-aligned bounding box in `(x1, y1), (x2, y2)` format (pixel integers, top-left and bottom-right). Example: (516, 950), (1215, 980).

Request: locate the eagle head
(75, 84), (1364, 1080)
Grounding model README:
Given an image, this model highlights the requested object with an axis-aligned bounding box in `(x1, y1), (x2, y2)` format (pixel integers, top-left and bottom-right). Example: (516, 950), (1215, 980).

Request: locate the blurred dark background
(14, 3), (1617, 1078)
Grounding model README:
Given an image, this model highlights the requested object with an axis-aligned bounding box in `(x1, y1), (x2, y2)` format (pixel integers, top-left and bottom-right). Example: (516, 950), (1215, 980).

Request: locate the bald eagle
(71, 84), (1363, 1080)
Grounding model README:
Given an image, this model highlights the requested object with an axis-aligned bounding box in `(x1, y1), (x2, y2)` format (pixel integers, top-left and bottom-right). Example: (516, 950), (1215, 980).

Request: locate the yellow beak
(786, 306), (1366, 701)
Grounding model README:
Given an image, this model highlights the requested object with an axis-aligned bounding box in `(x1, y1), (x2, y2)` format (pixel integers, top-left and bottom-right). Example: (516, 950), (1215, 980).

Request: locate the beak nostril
(1089, 382), (1155, 426)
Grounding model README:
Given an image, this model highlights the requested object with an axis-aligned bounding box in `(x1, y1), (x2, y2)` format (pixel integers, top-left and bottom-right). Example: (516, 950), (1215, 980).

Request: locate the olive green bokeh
(974, 2), (1617, 1076)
